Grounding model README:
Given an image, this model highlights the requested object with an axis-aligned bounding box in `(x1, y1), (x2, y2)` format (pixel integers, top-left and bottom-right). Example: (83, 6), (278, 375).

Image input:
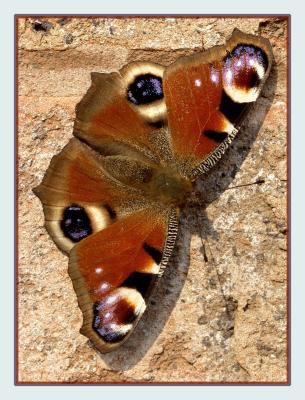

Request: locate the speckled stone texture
(17, 16), (288, 383)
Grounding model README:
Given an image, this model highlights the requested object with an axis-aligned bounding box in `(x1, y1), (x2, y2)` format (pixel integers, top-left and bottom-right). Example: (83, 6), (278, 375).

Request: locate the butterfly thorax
(99, 154), (192, 207)
(146, 167), (193, 207)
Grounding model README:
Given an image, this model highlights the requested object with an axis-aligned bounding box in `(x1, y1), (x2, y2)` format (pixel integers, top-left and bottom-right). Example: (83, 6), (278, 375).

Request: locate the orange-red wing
(163, 29), (273, 177)
(164, 61), (227, 159)
(75, 79), (152, 149)
(35, 138), (134, 205)
(68, 208), (177, 352)
(73, 62), (167, 161)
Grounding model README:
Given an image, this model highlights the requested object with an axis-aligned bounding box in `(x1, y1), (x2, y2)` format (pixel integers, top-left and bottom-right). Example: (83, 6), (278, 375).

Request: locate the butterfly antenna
(225, 177), (265, 190)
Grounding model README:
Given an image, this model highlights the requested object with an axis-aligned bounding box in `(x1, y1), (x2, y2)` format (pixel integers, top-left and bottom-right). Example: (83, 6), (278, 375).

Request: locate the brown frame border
(15, 14), (291, 385)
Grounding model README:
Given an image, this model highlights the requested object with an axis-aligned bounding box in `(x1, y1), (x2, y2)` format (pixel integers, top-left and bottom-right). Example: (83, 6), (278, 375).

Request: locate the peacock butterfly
(34, 29), (273, 353)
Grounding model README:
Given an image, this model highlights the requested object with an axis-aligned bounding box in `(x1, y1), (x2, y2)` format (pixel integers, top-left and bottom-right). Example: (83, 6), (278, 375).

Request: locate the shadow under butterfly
(34, 29), (277, 369)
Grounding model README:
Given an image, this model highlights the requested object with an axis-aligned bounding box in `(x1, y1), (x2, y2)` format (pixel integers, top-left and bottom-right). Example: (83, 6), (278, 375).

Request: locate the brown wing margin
(68, 208), (179, 353)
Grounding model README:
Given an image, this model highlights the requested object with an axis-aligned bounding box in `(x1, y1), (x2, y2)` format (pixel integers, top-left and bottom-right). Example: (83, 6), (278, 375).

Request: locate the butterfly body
(141, 166), (193, 206)
(34, 29), (273, 353)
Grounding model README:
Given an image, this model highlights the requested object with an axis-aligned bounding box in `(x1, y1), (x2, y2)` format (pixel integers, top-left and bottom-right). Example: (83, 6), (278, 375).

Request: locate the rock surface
(17, 16), (288, 383)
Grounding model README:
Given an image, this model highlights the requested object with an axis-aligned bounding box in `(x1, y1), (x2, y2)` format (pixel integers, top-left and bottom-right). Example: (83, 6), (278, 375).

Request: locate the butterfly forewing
(69, 208), (178, 352)
(163, 29), (273, 178)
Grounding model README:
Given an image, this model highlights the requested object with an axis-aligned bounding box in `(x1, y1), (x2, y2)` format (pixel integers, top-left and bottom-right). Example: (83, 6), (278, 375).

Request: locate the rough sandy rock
(17, 16), (288, 383)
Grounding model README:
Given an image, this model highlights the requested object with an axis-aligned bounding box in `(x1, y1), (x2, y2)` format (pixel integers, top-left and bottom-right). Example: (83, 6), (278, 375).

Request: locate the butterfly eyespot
(127, 74), (164, 105)
(221, 44), (270, 104)
(60, 204), (92, 242)
(92, 289), (143, 343)
(223, 44), (269, 94)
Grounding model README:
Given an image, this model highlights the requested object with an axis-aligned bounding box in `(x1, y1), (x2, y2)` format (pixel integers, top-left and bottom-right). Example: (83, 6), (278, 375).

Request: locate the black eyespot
(127, 74), (163, 105)
(60, 204), (92, 242)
